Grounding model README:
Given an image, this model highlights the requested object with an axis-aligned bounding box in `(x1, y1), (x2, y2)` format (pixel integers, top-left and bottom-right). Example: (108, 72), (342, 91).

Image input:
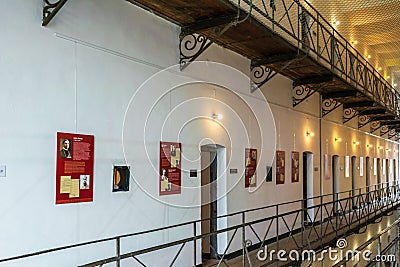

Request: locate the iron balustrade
(230, 0), (400, 117)
(1, 182), (399, 266)
(332, 217), (400, 267)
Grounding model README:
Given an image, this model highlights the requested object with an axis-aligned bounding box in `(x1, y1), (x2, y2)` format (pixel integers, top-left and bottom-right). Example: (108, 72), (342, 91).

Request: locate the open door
(200, 144), (227, 261)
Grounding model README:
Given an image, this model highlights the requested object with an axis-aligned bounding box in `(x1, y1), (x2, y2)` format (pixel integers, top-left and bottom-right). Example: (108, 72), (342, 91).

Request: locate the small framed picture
(113, 166), (130, 192)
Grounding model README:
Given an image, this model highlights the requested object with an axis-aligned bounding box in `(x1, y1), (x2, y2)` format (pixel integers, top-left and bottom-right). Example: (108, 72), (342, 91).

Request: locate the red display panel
(245, 148), (257, 188)
(276, 150), (285, 184)
(291, 151), (299, 183)
(159, 142), (182, 195)
(56, 132), (94, 204)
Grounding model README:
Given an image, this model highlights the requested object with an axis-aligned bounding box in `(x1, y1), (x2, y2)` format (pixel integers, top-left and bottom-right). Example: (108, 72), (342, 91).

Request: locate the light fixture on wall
(212, 113), (223, 120)
(386, 148), (391, 152)
(306, 131), (315, 137)
(367, 144), (373, 148)
(334, 137), (342, 142)
(353, 140), (360, 145)
(379, 146), (384, 150)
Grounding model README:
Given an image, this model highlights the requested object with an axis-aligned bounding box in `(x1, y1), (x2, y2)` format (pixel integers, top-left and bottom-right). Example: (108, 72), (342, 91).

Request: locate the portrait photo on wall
(113, 165), (130, 192)
(59, 138), (72, 159)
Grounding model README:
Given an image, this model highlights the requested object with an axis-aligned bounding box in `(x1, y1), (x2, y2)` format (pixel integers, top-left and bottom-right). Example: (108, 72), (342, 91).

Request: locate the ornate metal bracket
(380, 125), (389, 137)
(250, 66), (276, 92)
(358, 115), (370, 129)
(370, 121), (381, 134)
(292, 85), (316, 107)
(180, 34), (213, 70)
(322, 99), (342, 117)
(343, 108), (358, 124)
(180, 20), (237, 71)
(388, 129), (396, 140)
(42, 0), (68, 26)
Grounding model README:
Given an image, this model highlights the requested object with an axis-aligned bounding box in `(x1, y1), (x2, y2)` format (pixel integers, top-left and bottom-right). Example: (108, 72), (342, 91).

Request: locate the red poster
(160, 142), (181, 195)
(291, 151), (299, 183)
(245, 148), (257, 188)
(56, 132), (94, 204)
(276, 150), (285, 184)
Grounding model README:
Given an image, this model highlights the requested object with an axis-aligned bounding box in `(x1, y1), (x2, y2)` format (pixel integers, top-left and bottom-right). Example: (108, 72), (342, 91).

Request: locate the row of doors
(199, 147), (397, 260)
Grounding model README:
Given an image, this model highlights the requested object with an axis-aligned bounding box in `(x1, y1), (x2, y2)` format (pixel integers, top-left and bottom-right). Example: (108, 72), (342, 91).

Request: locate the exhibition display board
(56, 132), (94, 204)
(159, 141), (182, 195)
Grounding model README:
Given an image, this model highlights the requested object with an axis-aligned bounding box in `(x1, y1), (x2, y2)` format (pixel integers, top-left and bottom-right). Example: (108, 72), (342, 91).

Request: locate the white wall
(0, 0), (398, 266)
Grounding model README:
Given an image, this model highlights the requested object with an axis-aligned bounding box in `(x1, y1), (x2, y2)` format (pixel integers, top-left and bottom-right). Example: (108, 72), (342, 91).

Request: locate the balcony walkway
(127, 0), (400, 137)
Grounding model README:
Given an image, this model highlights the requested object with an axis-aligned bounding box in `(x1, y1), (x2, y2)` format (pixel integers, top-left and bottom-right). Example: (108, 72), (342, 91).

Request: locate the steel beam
(358, 108), (387, 116)
(181, 14), (238, 35)
(343, 101), (374, 109)
(251, 53), (299, 67)
(322, 90), (357, 100)
(293, 75), (333, 87)
(370, 115), (396, 121)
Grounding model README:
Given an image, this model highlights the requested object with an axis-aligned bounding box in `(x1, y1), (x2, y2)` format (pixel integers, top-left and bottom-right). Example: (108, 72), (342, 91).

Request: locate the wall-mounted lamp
(353, 141), (360, 145)
(367, 144), (373, 148)
(334, 137), (342, 142)
(212, 113), (223, 120)
(379, 146), (384, 150)
(386, 148), (391, 152)
(306, 131), (315, 137)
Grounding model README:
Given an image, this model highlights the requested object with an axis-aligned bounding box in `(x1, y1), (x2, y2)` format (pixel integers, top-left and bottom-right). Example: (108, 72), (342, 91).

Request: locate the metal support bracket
(292, 85), (316, 107)
(380, 125), (389, 137)
(42, 0), (68, 26)
(322, 98), (342, 117)
(388, 129), (397, 140)
(343, 108), (358, 124)
(250, 54), (306, 92)
(180, 14), (242, 71)
(358, 115), (371, 129)
(370, 121), (381, 134)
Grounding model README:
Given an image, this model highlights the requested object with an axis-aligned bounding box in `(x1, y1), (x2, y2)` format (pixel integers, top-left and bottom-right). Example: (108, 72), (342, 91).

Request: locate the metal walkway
(1, 183), (400, 266)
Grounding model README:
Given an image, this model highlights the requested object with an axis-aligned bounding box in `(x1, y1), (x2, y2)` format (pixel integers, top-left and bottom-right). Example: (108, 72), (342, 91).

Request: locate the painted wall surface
(0, 0), (399, 266)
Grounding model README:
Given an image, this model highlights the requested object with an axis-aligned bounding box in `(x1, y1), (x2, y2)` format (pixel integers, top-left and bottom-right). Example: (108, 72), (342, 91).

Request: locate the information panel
(56, 132), (94, 204)
(160, 142), (182, 195)
(245, 148), (257, 188)
(291, 151), (299, 183)
(276, 150), (285, 184)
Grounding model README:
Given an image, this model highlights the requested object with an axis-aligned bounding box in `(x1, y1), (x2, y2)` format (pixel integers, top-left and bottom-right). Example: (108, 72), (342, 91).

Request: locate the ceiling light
(367, 55), (371, 59)
(378, 67), (382, 71)
(394, 83), (398, 87)
(387, 76), (391, 79)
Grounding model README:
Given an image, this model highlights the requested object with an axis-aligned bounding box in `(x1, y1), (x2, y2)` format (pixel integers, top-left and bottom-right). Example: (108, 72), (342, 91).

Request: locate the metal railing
(332, 217), (400, 267)
(1, 182), (400, 266)
(231, 0), (400, 116)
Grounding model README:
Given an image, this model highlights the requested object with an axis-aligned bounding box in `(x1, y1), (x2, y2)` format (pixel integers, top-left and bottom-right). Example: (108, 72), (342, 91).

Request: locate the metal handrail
(1, 182), (399, 266)
(332, 217), (400, 267)
(233, 0), (400, 116)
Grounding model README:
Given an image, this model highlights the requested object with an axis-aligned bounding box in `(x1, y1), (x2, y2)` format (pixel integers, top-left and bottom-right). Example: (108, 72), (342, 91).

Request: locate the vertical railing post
(193, 222), (197, 267)
(301, 198), (304, 249)
(320, 195), (323, 247)
(116, 237), (120, 267)
(377, 236), (382, 267)
(276, 204), (279, 255)
(242, 211), (245, 266)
